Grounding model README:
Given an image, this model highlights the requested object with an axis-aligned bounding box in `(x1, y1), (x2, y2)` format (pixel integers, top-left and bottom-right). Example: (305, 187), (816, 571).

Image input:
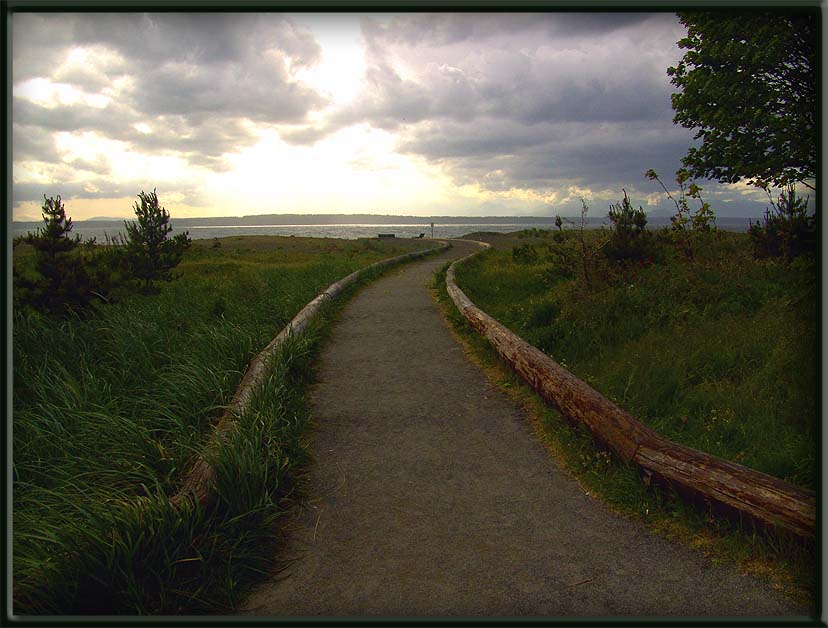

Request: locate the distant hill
(158, 213), (563, 226)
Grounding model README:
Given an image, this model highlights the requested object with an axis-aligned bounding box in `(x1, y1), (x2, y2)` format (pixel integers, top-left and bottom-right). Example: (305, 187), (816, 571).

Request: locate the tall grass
(454, 230), (817, 489)
(13, 235), (433, 613)
(434, 246), (816, 605)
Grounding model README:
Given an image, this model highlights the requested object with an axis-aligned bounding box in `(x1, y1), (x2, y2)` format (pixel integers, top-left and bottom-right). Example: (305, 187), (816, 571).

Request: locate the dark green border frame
(2, 2), (823, 626)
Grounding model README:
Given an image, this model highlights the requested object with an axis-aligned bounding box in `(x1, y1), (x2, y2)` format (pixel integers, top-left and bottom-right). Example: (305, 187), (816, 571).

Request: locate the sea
(11, 216), (757, 243)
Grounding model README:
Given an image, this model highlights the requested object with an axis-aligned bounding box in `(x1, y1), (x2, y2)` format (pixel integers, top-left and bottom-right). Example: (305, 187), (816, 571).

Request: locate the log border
(445, 239), (816, 540)
(171, 240), (450, 509)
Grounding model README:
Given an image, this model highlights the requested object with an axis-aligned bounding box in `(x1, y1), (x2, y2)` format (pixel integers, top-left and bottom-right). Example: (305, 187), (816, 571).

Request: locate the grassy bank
(13, 235), (435, 614)
(454, 229), (817, 490)
(434, 229), (817, 604)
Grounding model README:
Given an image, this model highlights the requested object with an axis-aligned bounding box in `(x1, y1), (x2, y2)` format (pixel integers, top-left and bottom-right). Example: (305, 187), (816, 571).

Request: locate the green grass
(12, 235), (435, 614)
(433, 247), (817, 607)
(454, 229), (817, 490)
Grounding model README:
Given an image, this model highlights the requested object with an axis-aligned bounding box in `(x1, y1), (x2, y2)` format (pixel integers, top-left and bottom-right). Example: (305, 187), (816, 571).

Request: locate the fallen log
(446, 241), (815, 540)
(633, 438), (816, 540)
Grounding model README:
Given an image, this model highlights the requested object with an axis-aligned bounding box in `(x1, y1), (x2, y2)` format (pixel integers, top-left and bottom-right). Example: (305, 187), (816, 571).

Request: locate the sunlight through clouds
(290, 14), (367, 106)
(10, 11), (776, 220)
(14, 77), (110, 109)
(213, 123), (471, 215)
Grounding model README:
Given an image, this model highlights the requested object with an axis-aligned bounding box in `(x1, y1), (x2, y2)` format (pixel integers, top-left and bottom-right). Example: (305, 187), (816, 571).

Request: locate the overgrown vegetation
(433, 258), (815, 606)
(460, 226), (817, 491)
(604, 189), (651, 262)
(13, 190), (192, 316)
(748, 185), (816, 260)
(13, 195), (113, 315)
(646, 168), (717, 260)
(12, 235), (433, 613)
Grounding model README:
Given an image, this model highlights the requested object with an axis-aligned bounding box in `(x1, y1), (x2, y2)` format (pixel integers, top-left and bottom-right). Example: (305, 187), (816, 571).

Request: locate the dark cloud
(13, 99), (132, 135)
(12, 123), (59, 162)
(13, 13), (322, 78)
(331, 12), (696, 202)
(13, 180), (132, 204)
(396, 115), (697, 205)
(12, 13), (327, 170)
(125, 116), (257, 163)
(396, 118), (549, 159)
(352, 13), (681, 127)
(12, 178), (212, 208)
(360, 12), (655, 48)
(279, 124), (332, 145)
(12, 12), (767, 216)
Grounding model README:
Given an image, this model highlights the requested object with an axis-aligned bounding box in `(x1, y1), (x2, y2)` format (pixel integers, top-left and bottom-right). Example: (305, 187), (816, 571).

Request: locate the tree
(124, 189), (191, 290)
(668, 11), (817, 190)
(748, 185), (815, 260)
(17, 195), (98, 314)
(605, 190), (651, 262)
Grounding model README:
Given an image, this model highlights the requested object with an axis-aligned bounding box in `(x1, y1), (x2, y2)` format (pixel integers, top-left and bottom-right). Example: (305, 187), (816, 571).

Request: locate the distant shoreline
(13, 212), (760, 228)
(12, 216), (758, 242)
(15, 214), (572, 227)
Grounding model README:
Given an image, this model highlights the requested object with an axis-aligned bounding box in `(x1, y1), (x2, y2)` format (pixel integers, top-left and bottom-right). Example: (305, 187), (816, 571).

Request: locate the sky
(10, 11), (777, 222)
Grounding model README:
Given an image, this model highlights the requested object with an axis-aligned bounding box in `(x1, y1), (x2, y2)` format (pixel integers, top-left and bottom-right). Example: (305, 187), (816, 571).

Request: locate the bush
(517, 227), (551, 239)
(544, 241), (578, 282)
(124, 189), (191, 290)
(14, 195), (109, 315)
(604, 190), (651, 261)
(748, 185), (815, 260)
(512, 243), (540, 264)
(645, 168), (717, 260)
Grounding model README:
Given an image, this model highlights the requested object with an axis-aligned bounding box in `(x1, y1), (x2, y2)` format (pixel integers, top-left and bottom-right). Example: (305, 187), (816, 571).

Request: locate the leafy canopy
(668, 11), (817, 190)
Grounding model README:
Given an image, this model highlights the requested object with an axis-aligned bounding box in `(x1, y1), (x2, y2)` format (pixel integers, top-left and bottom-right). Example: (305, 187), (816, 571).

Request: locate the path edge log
(445, 239), (815, 540)
(171, 240), (450, 510)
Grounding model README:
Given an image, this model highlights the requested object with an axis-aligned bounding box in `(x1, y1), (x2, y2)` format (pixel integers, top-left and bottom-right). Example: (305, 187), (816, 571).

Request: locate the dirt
(239, 240), (810, 618)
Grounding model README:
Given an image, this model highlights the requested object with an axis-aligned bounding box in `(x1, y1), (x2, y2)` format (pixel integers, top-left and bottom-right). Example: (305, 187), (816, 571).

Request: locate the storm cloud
(320, 12), (695, 208)
(11, 11), (771, 217)
(12, 12), (327, 203)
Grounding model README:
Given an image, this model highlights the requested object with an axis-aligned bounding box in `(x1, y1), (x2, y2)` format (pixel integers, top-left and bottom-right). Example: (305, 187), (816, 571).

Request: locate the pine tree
(19, 195), (98, 314)
(124, 189), (191, 290)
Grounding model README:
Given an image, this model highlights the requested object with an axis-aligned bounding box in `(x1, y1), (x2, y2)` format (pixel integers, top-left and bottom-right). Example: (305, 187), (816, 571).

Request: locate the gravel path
(240, 241), (808, 618)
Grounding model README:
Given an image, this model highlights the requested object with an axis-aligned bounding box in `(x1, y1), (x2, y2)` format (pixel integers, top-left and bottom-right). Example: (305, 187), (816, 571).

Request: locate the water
(11, 216), (756, 243)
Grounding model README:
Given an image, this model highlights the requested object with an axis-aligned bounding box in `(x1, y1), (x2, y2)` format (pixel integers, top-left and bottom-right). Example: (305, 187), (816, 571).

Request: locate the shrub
(748, 185), (815, 260)
(544, 241), (578, 282)
(518, 227), (550, 239)
(124, 189), (191, 290)
(15, 195), (105, 315)
(604, 190), (651, 261)
(645, 168), (717, 259)
(512, 243), (540, 264)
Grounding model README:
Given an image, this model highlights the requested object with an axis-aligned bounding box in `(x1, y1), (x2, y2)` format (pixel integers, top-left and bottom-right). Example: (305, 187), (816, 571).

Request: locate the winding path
(240, 241), (807, 618)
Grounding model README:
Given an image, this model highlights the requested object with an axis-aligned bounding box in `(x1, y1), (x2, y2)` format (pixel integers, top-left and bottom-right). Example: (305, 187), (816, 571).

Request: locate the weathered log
(446, 241), (815, 540)
(171, 241), (450, 510)
(633, 437), (816, 539)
